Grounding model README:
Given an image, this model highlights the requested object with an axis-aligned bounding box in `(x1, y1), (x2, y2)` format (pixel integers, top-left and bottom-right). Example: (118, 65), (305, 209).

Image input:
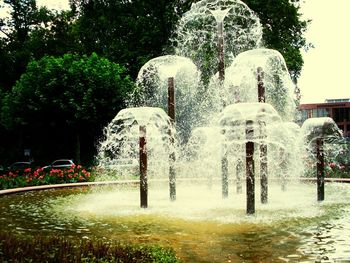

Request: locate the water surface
(1, 182), (350, 262)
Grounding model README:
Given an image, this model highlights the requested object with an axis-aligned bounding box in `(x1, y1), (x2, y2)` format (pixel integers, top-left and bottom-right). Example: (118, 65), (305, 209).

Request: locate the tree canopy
(0, 0), (308, 82)
(244, 0), (308, 79)
(69, 0), (191, 78)
(1, 53), (134, 164)
(0, 0), (309, 165)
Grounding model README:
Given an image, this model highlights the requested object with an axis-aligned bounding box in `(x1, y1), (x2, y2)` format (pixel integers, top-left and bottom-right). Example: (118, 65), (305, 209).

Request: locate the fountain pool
(2, 0), (349, 262)
(1, 181), (350, 262)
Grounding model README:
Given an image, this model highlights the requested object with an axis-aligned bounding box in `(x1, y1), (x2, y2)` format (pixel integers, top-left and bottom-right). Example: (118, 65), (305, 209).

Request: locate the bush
(0, 165), (95, 190)
(304, 161), (349, 179)
(325, 162), (349, 178)
(0, 232), (180, 263)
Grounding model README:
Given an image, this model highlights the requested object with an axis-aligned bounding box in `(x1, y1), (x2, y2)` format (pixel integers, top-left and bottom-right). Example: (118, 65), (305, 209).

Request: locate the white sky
(1, 0), (350, 104)
(298, 0), (350, 103)
(36, 0), (69, 11)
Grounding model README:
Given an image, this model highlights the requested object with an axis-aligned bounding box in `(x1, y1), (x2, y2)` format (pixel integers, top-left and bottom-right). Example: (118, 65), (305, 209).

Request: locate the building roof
(300, 100), (350, 110)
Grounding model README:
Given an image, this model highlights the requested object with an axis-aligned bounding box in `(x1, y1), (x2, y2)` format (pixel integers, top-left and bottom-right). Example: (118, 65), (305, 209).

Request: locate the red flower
(24, 168), (31, 173)
(33, 170), (40, 177)
(36, 168), (43, 174)
(329, 162), (337, 169)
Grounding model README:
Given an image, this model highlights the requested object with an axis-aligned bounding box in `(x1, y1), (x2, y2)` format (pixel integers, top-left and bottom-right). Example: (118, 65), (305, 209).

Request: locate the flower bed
(325, 162), (350, 178)
(304, 161), (350, 178)
(0, 165), (95, 190)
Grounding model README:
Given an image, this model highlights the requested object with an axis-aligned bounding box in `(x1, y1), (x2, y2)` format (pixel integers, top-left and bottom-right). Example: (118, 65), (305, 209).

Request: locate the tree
(27, 10), (78, 58)
(69, 0), (192, 78)
(0, 0), (77, 90)
(243, 0), (309, 79)
(1, 0), (308, 86)
(0, 0), (309, 163)
(2, 53), (135, 164)
(0, 0), (54, 89)
(172, 0), (308, 83)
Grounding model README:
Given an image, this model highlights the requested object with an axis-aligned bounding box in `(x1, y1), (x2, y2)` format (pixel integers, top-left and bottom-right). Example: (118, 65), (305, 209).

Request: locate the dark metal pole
(168, 77), (176, 122)
(257, 67), (265, 103)
(260, 121), (268, 204)
(139, 125), (148, 208)
(168, 77), (176, 201)
(218, 21), (225, 82)
(246, 120), (255, 214)
(222, 153), (228, 198)
(316, 138), (325, 201)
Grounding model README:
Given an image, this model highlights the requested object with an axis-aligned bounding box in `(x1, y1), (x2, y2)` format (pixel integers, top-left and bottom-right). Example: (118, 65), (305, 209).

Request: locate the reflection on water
(1, 182), (350, 262)
(298, 206), (350, 262)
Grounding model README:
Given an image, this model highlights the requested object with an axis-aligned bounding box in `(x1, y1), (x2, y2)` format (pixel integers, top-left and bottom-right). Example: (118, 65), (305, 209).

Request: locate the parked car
(7, 161), (32, 172)
(43, 159), (75, 171)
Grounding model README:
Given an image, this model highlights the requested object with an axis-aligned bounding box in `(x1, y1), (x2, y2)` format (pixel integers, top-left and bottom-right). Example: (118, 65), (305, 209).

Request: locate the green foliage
(304, 139), (350, 179)
(0, 0), (58, 89)
(8, 52), (133, 127)
(0, 232), (180, 262)
(2, 53), (134, 164)
(71, 0), (191, 78)
(243, 0), (309, 79)
(27, 10), (77, 58)
(169, 0), (308, 84)
(0, 0), (309, 164)
(0, 165), (95, 189)
(304, 161), (349, 179)
(1, 0), (308, 84)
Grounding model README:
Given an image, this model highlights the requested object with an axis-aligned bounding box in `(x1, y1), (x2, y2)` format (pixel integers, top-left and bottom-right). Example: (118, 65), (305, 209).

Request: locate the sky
(36, 0), (69, 10)
(298, 0), (350, 103)
(1, 0), (350, 104)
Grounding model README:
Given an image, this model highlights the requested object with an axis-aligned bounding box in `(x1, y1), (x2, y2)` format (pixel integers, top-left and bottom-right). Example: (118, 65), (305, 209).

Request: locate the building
(299, 98), (350, 138)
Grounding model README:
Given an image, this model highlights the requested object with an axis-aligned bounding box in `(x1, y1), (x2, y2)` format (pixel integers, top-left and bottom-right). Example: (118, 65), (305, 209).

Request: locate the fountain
(173, 0), (262, 82)
(96, 106), (176, 204)
(218, 102), (282, 211)
(1, 0), (350, 262)
(301, 117), (343, 201)
(129, 55), (201, 144)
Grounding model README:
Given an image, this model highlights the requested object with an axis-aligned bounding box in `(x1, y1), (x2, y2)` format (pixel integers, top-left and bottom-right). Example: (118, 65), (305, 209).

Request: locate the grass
(0, 232), (180, 263)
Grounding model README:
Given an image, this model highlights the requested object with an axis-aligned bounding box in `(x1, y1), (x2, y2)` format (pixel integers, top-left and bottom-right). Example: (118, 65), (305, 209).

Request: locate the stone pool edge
(1, 177), (350, 196)
(0, 180), (139, 196)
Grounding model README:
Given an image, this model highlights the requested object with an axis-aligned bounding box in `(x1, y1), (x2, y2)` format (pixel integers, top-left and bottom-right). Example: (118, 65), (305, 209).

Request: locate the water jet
(1, 1), (349, 262)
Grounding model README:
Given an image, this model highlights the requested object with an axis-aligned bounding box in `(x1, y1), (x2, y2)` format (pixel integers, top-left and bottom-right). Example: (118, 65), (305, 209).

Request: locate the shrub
(0, 232), (180, 263)
(0, 165), (95, 190)
(325, 162), (349, 178)
(304, 161), (349, 178)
